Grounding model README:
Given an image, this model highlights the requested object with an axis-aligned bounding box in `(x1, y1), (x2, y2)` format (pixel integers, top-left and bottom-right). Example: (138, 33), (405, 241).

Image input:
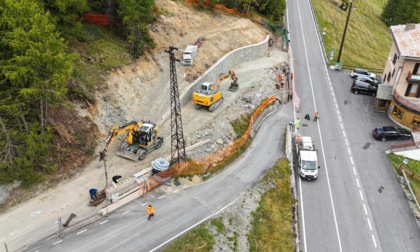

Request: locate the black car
(351, 68), (376, 79)
(354, 76), (379, 86)
(351, 81), (377, 96)
(372, 126), (412, 141)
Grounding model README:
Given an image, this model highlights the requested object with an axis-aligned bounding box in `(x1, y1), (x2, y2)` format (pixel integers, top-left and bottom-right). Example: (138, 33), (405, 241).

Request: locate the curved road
(30, 104), (292, 252)
(288, 0), (420, 251)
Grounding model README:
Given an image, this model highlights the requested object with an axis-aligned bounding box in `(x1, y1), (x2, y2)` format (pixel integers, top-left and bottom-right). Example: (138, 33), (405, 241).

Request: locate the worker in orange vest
(147, 205), (155, 221)
(314, 112), (319, 121)
(278, 74), (282, 82)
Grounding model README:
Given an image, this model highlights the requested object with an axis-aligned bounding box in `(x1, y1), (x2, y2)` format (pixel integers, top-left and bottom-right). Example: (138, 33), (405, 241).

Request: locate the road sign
(403, 158), (409, 165)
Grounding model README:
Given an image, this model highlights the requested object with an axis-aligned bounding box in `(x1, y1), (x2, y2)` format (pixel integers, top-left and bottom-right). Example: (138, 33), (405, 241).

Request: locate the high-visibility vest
(147, 206), (154, 214)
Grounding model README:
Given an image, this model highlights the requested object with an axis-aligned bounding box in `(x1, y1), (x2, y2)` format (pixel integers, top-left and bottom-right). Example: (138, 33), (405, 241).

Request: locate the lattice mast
(165, 46), (187, 165)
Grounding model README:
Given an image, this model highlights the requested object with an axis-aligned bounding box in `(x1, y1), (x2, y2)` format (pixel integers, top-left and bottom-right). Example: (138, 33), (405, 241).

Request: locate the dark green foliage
(163, 223), (214, 252)
(37, 0), (90, 39)
(118, 0), (157, 58)
(0, 0), (74, 186)
(382, 0), (420, 26)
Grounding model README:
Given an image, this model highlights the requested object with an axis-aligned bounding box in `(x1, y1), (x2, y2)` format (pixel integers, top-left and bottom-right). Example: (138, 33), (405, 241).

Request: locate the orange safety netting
(185, 0), (250, 17)
(137, 96), (277, 196)
(82, 14), (110, 26)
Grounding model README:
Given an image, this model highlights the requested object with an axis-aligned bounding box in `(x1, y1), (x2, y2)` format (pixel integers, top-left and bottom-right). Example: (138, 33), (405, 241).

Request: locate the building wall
(389, 100), (420, 130)
(382, 42), (401, 84)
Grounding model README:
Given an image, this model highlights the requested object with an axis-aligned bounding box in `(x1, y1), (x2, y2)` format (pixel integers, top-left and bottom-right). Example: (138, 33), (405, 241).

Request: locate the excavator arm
(212, 69), (238, 91)
(99, 121), (141, 161)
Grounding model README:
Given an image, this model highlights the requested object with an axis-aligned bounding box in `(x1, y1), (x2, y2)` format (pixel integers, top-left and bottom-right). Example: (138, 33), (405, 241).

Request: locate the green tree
(118, 0), (156, 58)
(0, 0), (76, 186)
(37, 0), (89, 39)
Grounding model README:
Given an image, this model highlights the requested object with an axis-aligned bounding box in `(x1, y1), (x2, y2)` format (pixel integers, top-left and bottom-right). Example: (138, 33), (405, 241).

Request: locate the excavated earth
(0, 0), (290, 248)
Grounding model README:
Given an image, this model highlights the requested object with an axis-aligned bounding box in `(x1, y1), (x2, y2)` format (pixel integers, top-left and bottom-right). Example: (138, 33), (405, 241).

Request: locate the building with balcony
(379, 23), (420, 130)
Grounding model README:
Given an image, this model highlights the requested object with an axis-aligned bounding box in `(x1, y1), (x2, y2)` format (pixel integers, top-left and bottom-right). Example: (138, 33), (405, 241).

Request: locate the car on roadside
(354, 76), (379, 86)
(351, 68), (376, 79)
(351, 81), (377, 96)
(372, 126), (412, 141)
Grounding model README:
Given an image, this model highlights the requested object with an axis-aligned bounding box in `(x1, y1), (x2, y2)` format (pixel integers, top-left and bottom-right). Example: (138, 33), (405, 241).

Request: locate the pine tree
(0, 0), (75, 186)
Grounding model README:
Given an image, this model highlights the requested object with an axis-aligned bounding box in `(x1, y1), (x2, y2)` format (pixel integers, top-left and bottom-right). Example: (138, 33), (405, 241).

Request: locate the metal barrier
(390, 141), (420, 152)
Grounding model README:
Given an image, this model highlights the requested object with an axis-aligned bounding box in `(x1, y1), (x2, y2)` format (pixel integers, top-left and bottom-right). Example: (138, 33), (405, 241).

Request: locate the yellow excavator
(99, 121), (163, 161)
(192, 69), (239, 112)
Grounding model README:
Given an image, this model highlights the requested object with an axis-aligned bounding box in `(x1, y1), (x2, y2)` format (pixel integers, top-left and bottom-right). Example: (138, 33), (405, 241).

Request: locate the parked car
(351, 69), (376, 79)
(372, 126), (412, 141)
(351, 81), (377, 96)
(354, 76), (379, 86)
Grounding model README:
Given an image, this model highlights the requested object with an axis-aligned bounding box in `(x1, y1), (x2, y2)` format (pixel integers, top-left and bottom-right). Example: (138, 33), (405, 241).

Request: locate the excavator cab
(199, 82), (214, 95)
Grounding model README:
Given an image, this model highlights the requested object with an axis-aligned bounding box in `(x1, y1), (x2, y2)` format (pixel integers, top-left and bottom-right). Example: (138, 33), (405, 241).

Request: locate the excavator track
(208, 97), (223, 112)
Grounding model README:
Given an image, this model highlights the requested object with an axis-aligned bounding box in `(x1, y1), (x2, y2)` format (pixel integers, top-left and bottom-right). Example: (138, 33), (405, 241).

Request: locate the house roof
(390, 24), (420, 59)
(376, 84), (393, 100)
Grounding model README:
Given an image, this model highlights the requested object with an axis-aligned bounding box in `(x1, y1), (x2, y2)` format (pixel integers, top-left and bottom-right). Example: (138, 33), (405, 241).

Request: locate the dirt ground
(0, 0), (289, 246)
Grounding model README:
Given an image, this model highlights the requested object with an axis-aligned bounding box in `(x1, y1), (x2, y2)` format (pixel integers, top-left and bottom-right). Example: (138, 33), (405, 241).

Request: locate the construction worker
(147, 205), (155, 221)
(278, 74), (282, 82)
(89, 188), (98, 201)
(112, 175), (122, 183)
(295, 117), (300, 129)
(314, 112), (319, 121)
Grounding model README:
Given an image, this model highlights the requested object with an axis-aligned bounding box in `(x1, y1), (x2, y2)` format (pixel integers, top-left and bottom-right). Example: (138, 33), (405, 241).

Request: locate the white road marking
(340, 123), (344, 130)
(158, 195), (166, 199)
(367, 218), (372, 231)
(100, 220), (108, 225)
(356, 178), (360, 187)
(363, 204), (368, 215)
(345, 138), (348, 146)
(299, 177), (308, 252)
(77, 229), (87, 235)
(173, 190), (179, 193)
(183, 186), (190, 189)
(353, 166), (357, 175)
(343, 131), (346, 138)
(350, 156), (353, 165)
(372, 235), (377, 247)
(348, 147), (351, 156)
(339, 116), (342, 123)
(53, 240), (62, 245)
(335, 103), (338, 109)
(359, 191), (364, 200)
(141, 203), (148, 206)
(122, 211), (130, 215)
(296, 0), (343, 251)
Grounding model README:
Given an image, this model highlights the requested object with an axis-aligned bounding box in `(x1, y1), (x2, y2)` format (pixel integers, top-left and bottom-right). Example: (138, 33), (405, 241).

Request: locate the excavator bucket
(228, 80), (239, 92)
(116, 149), (139, 161)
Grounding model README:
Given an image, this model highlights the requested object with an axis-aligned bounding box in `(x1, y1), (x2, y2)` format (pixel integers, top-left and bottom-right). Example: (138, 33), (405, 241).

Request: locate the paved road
(30, 104), (292, 252)
(288, 0), (420, 251)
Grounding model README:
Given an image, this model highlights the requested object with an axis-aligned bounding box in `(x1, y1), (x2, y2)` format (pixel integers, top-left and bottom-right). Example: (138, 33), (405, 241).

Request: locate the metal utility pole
(337, 0), (353, 63)
(165, 46), (187, 166)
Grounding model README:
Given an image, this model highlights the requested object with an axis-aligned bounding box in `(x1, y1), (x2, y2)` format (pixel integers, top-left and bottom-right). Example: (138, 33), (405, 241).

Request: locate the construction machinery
(99, 121), (163, 161)
(192, 69), (239, 112)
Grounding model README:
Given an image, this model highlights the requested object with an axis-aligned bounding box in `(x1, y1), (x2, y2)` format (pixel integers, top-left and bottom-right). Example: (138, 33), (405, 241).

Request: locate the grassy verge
(163, 223), (215, 252)
(248, 158), (294, 252)
(387, 153), (420, 202)
(313, 0), (392, 71)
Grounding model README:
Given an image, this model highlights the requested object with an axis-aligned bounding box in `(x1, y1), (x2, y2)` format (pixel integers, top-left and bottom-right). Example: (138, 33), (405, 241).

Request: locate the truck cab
(296, 136), (319, 180)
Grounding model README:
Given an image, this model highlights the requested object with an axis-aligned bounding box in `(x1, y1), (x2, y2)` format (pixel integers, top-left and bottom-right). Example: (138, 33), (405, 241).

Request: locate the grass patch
(163, 223), (214, 252)
(232, 113), (252, 136)
(313, 0), (392, 72)
(248, 158), (294, 252)
(211, 217), (225, 233)
(387, 153), (420, 202)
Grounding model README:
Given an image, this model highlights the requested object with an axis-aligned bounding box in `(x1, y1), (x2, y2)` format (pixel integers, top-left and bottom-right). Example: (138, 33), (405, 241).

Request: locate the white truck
(295, 136), (319, 180)
(181, 45), (198, 66)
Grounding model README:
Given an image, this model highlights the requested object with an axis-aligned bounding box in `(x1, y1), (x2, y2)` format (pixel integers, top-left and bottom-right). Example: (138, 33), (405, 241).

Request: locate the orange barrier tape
(185, 0), (250, 17)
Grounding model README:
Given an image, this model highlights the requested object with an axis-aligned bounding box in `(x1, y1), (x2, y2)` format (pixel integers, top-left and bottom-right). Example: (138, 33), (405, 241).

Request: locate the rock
(216, 139), (223, 145)
(204, 131), (208, 136)
(0, 181), (21, 204)
(205, 148), (212, 153)
(241, 97), (252, 103)
(196, 134), (201, 139)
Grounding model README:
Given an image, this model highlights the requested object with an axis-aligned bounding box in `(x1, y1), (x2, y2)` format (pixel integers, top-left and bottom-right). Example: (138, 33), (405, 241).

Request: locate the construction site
(0, 0), (292, 250)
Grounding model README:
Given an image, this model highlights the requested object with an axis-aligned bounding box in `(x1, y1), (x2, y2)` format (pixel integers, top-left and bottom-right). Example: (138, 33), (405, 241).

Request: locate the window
(378, 100), (387, 107)
(387, 71), (391, 82)
(393, 54), (397, 64)
(412, 117), (420, 127)
(392, 105), (404, 119)
(414, 63), (420, 75)
(383, 74), (387, 82)
(392, 68), (396, 77)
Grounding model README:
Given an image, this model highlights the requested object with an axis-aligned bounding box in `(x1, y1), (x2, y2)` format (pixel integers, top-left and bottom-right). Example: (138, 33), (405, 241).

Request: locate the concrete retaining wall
(179, 35), (270, 107)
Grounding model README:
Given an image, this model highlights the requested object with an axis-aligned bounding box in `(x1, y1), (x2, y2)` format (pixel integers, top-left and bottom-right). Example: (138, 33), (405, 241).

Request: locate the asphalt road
(288, 0), (420, 251)
(30, 104), (292, 252)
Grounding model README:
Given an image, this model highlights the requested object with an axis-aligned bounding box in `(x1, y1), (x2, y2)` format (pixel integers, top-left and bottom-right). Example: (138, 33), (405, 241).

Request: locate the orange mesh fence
(185, 0), (250, 17)
(82, 14), (110, 26)
(175, 96), (277, 176)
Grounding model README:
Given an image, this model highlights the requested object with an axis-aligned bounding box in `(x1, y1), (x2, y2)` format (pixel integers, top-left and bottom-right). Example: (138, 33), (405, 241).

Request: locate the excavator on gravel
(192, 69), (239, 112)
(99, 121), (163, 161)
